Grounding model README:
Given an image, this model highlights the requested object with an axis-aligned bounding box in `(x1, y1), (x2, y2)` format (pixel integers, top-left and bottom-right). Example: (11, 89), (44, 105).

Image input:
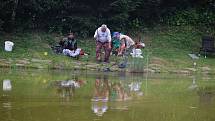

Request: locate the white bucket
(131, 48), (142, 55)
(4, 41), (14, 52)
(131, 49), (143, 58)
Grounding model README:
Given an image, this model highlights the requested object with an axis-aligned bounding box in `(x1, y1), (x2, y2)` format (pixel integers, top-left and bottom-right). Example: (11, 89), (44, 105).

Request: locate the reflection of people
(91, 101), (108, 117)
(110, 82), (131, 101)
(94, 24), (112, 63)
(54, 79), (85, 101)
(92, 76), (110, 102)
(56, 85), (75, 99)
(129, 81), (143, 96)
(91, 75), (110, 116)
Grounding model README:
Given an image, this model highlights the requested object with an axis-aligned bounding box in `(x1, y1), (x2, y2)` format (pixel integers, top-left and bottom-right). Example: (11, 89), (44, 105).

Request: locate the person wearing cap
(60, 33), (81, 57)
(115, 33), (135, 56)
(94, 24), (112, 63)
(111, 32), (121, 56)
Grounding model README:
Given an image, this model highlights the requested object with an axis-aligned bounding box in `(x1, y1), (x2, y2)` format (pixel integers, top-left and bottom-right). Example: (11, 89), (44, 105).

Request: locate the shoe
(103, 60), (110, 63)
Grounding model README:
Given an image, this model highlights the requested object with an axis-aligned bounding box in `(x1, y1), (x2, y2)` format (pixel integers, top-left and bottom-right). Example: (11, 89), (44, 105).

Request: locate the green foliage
(0, 19), (3, 31)
(128, 18), (144, 34)
(165, 9), (215, 26)
(0, 0), (215, 35)
(151, 26), (202, 52)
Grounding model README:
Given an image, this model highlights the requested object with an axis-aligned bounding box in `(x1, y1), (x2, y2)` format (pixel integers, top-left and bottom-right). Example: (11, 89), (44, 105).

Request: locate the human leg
(96, 42), (102, 61)
(103, 42), (111, 63)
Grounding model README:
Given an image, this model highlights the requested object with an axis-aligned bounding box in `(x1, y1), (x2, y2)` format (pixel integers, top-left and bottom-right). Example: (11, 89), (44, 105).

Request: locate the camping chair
(199, 36), (215, 58)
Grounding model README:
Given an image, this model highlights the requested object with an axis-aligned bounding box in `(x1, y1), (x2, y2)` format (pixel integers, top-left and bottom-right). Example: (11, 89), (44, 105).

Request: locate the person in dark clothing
(60, 33), (77, 51)
(61, 33), (81, 57)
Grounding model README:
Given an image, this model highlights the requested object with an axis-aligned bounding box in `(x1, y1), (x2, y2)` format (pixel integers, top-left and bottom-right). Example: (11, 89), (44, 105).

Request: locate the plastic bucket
(5, 41), (14, 51)
(132, 49), (142, 55)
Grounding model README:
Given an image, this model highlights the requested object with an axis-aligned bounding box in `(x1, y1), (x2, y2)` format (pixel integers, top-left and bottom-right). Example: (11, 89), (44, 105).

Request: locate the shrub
(0, 19), (3, 31)
(164, 9), (215, 27)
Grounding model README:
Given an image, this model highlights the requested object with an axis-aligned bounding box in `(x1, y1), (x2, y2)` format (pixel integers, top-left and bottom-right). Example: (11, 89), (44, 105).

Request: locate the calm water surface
(0, 69), (215, 121)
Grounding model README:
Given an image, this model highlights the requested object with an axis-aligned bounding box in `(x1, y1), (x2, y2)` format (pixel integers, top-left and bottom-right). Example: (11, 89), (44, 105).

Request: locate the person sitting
(115, 33), (135, 56)
(60, 33), (82, 58)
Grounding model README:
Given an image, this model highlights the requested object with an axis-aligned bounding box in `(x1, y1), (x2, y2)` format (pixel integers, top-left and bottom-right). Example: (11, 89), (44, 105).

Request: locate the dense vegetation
(0, 0), (215, 37)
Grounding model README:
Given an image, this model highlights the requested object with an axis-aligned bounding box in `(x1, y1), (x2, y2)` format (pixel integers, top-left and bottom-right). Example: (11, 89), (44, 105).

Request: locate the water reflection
(2, 69), (215, 121)
(110, 82), (131, 101)
(1, 100), (13, 121)
(129, 81), (143, 96)
(198, 87), (215, 105)
(91, 75), (109, 116)
(91, 74), (144, 117)
(3, 79), (12, 91)
(188, 76), (198, 90)
(53, 78), (86, 101)
(1, 83), (13, 121)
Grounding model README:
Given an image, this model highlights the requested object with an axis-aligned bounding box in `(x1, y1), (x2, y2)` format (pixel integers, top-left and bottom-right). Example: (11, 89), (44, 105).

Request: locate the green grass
(142, 26), (215, 73)
(0, 26), (215, 73)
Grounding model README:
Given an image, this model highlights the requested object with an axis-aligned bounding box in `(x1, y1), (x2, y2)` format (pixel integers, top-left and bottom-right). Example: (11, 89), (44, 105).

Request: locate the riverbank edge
(0, 58), (213, 75)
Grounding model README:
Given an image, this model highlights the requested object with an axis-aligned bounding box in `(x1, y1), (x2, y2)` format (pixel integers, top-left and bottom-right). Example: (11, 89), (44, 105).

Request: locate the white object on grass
(130, 48), (143, 58)
(188, 54), (199, 60)
(63, 48), (81, 57)
(5, 41), (14, 52)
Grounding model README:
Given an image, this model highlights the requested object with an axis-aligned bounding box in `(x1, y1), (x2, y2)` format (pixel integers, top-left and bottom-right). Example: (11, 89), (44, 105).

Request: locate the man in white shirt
(94, 24), (112, 63)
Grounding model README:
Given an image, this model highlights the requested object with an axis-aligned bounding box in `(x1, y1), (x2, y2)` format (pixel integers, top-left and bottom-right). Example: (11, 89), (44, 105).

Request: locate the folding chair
(199, 36), (215, 58)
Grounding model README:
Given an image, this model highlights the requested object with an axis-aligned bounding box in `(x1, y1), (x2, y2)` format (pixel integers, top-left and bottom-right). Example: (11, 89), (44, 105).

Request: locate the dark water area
(0, 69), (215, 121)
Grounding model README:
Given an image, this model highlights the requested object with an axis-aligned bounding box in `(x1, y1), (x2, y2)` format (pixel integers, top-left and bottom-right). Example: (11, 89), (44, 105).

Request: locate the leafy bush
(0, 0), (215, 35)
(164, 9), (215, 27)
(0, 19), (3, 31)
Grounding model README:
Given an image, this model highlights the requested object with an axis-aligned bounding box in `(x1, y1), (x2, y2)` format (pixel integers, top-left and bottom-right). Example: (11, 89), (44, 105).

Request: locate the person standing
(94, 24), (112, 63)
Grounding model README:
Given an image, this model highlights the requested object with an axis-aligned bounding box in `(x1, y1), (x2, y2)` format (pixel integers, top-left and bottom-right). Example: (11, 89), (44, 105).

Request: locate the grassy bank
(0, 26), (215, 73)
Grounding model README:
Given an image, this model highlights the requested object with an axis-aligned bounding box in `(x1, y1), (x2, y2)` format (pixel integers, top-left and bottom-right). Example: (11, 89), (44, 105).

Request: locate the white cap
(101, 24), (107, 28)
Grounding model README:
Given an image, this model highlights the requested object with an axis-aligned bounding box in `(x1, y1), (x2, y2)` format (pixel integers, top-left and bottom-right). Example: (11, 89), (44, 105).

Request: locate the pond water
(0, 69), (215, 121)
